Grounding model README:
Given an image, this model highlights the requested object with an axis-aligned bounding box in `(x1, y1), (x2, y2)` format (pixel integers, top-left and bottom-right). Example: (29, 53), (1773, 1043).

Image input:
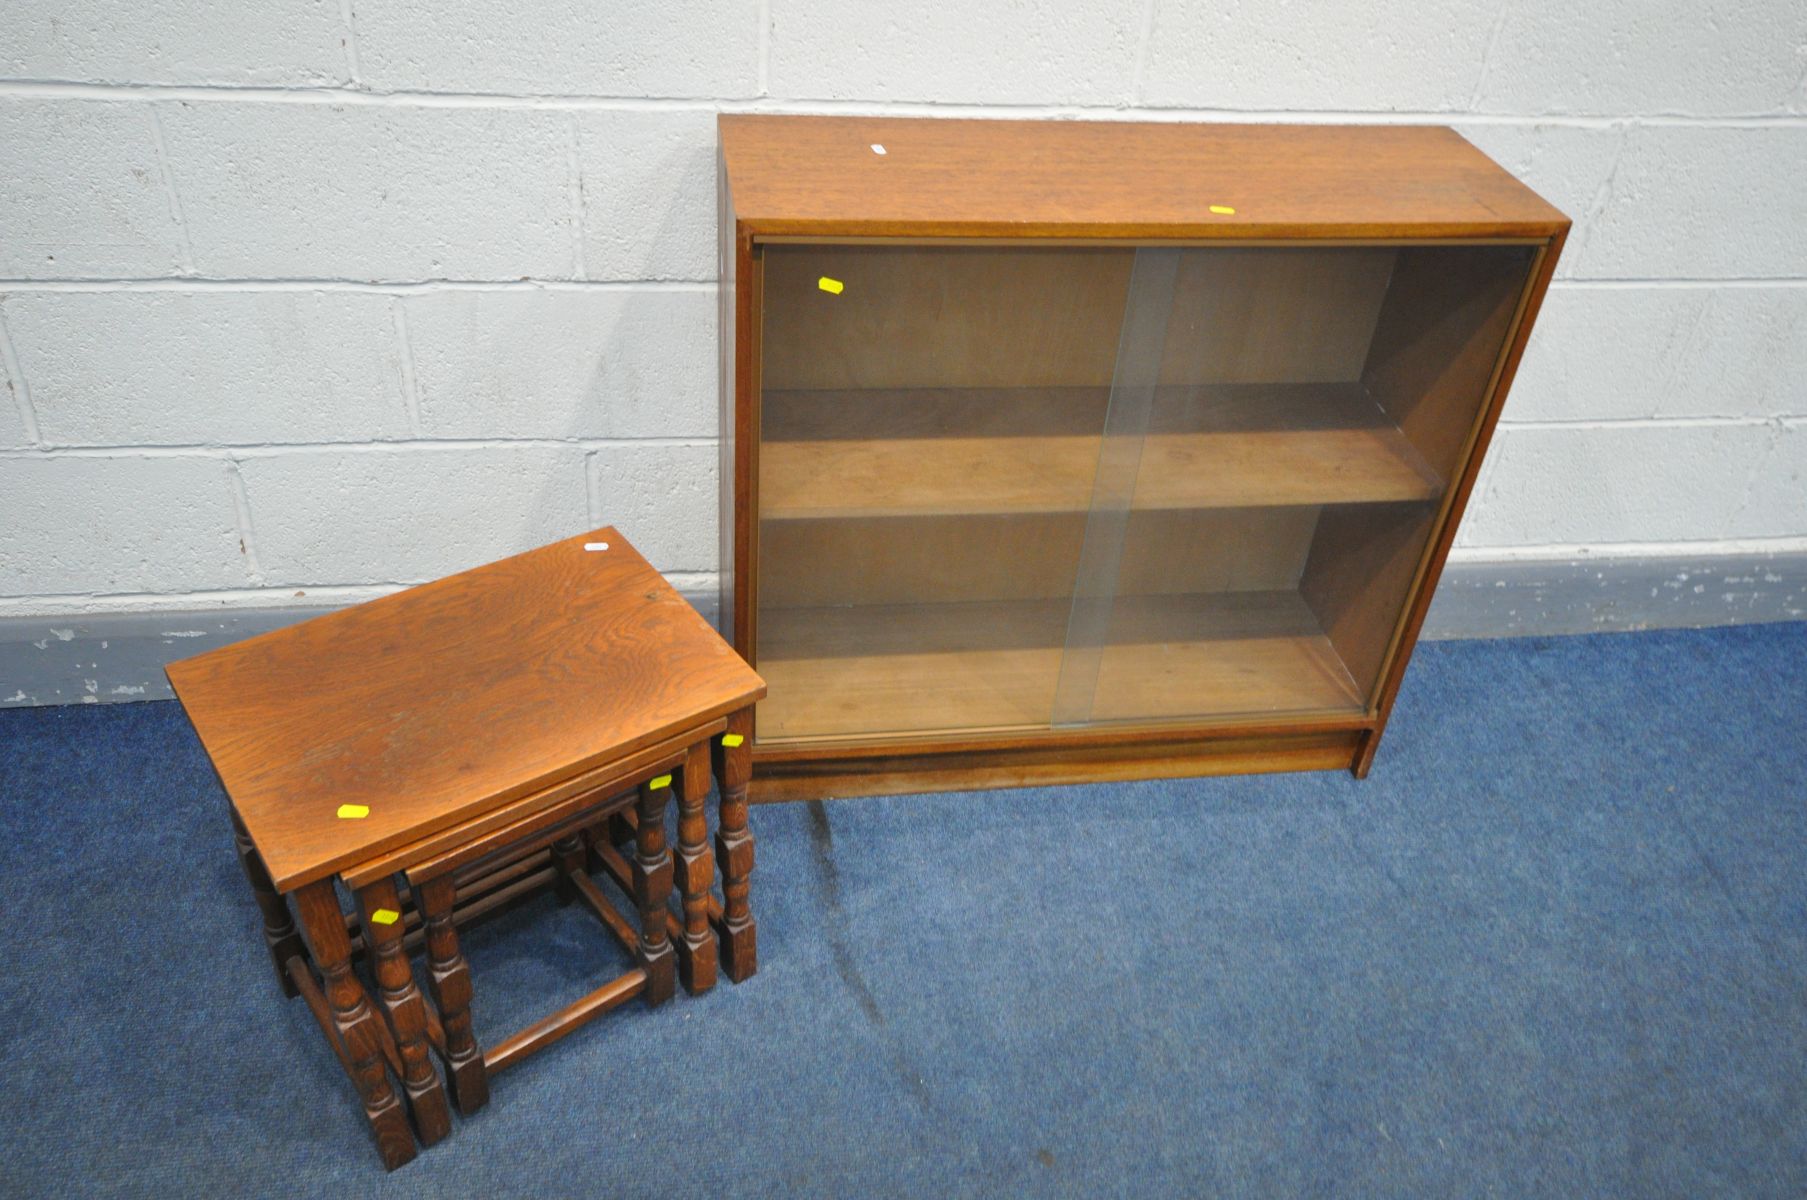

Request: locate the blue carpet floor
(1, 624), (1804, 1198)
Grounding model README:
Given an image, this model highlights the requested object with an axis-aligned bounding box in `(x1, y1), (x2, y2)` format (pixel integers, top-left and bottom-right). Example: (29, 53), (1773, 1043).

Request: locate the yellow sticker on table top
(817, 276), (844, 295)
(369, 908), (400, 926)
(649, 774), (673, 790)
(721, 733), (745, 748)
(1209, 205), (1236, 215)
(336, 803), (370, 820)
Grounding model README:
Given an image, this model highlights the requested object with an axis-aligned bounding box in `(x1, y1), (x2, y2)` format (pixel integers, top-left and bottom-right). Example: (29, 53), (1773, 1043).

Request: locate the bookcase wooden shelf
(756, 591), (1363, 744)
(718, 115), (1569, 801)
(760, 384), (1443, 518)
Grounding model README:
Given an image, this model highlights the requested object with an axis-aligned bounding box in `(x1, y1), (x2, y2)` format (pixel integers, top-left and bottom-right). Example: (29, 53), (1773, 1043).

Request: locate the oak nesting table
(166, 528), (766, 1169)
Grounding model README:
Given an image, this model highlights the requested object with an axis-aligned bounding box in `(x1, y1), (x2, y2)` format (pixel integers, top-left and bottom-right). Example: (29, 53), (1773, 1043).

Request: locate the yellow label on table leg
(369, 908), (400, 926)
(817, 276), (844, 294)
(336, 803), (370, 819)
(649, 774), (673, 790)
(721, 733), (744, 748)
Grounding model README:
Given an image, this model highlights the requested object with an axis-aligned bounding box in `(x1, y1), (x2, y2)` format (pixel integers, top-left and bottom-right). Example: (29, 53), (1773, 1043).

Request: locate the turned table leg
(354, 877), (452, 1146)
(415, 875), (489, 1117)
(635, 775), (676, 1006)
(552, 833), (587, 904)
(292, 881), (418, 1171)
(229, 807), (305, 997)
(673, 740), (719, 994)
(710, 707), (758, 983)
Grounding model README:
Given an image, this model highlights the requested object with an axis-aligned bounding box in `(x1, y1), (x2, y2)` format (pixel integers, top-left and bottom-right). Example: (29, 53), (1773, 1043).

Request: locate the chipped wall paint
(3, 558), (1803, 709)
(1420, 552), (1807, 638)
(1, 608), (336, 707)
(0, 590), (719, 708)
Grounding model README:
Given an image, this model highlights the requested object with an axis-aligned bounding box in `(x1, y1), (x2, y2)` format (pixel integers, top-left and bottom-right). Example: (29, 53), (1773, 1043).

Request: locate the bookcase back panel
(1161, 247), (1396, 384)
(759, 508), (1317, 609)
(761, 246), (1129, 391)
(762, 244), (1400, 392)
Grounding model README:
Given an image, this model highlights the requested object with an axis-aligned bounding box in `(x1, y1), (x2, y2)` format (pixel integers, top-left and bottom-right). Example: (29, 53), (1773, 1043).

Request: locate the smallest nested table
(168, 528), (766, 1169)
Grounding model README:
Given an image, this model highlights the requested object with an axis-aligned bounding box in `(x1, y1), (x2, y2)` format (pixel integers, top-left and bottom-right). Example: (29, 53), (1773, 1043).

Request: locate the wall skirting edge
(3, 553), (1803, 708)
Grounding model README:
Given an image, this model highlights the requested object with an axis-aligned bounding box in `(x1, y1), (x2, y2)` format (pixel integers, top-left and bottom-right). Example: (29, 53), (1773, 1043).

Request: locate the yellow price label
(818, 276), (844, 295)
(1209, 205), (1236, 215)
(721, 733), (745, 747)
(649, 774), (673, 790)
(336, 804), (370, 820)
(369, 908), (400, 926)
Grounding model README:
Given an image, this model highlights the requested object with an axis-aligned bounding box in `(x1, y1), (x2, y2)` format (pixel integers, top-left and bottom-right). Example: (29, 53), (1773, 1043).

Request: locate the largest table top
(168, 528), (765, 891)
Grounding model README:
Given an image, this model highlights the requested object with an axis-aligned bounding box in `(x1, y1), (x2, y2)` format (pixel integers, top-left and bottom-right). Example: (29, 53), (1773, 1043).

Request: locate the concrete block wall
(2, 1), (1804, 640)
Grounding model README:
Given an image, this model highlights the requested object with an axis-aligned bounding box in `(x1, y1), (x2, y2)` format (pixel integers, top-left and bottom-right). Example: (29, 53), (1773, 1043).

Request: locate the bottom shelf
(756, 591), (1365, 744)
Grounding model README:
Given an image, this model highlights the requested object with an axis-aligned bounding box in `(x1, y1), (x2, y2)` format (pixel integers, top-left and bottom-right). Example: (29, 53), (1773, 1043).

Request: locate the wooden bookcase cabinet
(718, 115), (1568, 801)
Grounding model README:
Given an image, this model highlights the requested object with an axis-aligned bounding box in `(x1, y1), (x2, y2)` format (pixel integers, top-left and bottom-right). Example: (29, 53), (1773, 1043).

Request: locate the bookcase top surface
(719, 115), (1568, 241)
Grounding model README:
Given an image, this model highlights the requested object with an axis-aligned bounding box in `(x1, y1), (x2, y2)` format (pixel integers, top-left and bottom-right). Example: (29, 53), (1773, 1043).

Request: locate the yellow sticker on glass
(336, 803), (370, 820)
(369, 908), (400, 926)
(721, 733), (745, 748)
(818, 276), (844, 295)
(1209, 205), (1236, 215)
(649, 774), (673, 790)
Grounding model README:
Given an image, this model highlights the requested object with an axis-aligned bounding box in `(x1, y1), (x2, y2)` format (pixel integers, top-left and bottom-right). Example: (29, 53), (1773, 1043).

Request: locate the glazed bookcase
(718, 115), (1568, 801)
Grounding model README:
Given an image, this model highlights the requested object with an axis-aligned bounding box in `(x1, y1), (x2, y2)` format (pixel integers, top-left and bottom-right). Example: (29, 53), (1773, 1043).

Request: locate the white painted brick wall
(0, 99), (185, 277)
(588, 443), (720, 572)
(0, 0), (1803, 623)
(767, 0), (1144, 105)
(0, 456), (246, 593)
(1580, 127), (1807, 280)
(355, 0), (761, 98)
(1462, 423), (1805, 547)
(404, 288), (715, 439)
(160, 103), (576, 280)
(238, 446), (589, 585)
(1747, 423), (1807, 534)
(1508, 288), (1807, 423)
(573, 110), (719, 281)
(0, 345), (29, 448)
(3, 2), (348, 88)
(4, 292), (410, 444)
(1142, 0), (1496, 112)
(1470, 1), (1807, 117)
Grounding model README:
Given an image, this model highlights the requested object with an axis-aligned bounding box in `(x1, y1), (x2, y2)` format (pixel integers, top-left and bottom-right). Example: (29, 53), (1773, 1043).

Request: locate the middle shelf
(759, 382), (1442, 520)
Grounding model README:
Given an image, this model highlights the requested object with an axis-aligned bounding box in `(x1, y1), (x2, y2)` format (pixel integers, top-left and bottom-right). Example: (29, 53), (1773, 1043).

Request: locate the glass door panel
(755, 240), (1537, 745)
(755, 244), (1132, 743)
(1077, 244), (1538, 728)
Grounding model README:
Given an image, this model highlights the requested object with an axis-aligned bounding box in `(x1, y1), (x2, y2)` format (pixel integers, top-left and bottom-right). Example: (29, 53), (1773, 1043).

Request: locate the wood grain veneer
(719, 116), (1568, 240)
(168, 527), (765, 890)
